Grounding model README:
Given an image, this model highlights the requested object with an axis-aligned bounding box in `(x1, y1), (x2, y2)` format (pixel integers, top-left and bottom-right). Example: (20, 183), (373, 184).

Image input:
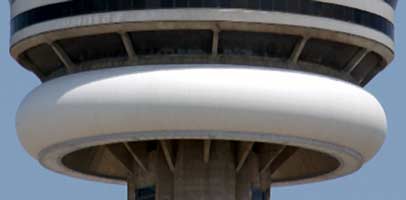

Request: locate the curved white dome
(16, 65), (387, 185)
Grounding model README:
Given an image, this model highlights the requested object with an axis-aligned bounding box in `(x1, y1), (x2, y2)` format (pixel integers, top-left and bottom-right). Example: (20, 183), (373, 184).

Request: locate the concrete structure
(9, 1), (397, 200)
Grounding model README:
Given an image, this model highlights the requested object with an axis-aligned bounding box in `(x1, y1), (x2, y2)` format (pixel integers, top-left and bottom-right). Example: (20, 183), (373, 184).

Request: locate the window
(135, 186), (156, 200)
(219, 31), (300, 58)
(56, 33), (127, 64)
(251, 187), (269, 200)
(300, 39), (361, 70)
(19, 44), (63, 76)
(129, 30), (212, 55)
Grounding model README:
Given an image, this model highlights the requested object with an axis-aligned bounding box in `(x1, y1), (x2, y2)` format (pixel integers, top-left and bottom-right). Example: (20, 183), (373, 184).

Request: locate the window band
(11, 0), (395, 39)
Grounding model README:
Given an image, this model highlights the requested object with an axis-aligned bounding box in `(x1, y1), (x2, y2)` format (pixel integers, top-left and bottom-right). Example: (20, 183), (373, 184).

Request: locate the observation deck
(10, 1), (397, 200)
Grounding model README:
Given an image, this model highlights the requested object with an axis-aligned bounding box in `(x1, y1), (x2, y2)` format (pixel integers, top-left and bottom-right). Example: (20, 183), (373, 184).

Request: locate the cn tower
(9, 1), (397, 200)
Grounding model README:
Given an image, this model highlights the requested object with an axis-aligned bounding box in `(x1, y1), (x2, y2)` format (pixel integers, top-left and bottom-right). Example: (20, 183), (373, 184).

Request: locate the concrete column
(236, 151), (261, 200)
(207, 141), (236, 200)
(127, 177), (136, 200)
(127, 140), (274, 200)
(173, 140), (236, 200)
(174, 140), (207, 200)
(157, 144), (174, 200)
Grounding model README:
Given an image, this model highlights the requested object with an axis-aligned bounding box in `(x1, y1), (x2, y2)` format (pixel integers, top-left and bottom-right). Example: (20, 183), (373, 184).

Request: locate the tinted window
(219, 31), (300, 58)
(136, 186), (155, 200)
(300, 39), (361, 70)
(251, 188), (268, 200)
(19, 44), (63, 76)
(56, 33), (127, 64)
(129, 30), (213, 55)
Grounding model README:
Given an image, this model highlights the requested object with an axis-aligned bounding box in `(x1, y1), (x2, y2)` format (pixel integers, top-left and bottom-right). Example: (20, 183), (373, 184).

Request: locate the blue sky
(0, 2), (405, 199)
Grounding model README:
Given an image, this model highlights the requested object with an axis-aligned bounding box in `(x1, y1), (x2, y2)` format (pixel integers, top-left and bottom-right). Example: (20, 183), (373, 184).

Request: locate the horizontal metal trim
(10, 0), (394, 39)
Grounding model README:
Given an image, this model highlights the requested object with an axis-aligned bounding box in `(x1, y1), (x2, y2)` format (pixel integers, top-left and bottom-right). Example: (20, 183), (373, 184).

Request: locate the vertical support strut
(124, 142), (148, 172)
(269, 185), (272, 200)
(236, 142), (255, 172)
(345, 48), (369, 73)
(127, 176), (136, 200)
(160, 140), (176, 172)
(260, 146), (288, 174)
(106, 144), (134, 175)
(49, 42), (76, 73)
(269, 147), (298, 175)
(120, 32), (137, 61)
(203, 140), (211, 164)
(211, 28), (220, 56)
(290, 37), (309, 63)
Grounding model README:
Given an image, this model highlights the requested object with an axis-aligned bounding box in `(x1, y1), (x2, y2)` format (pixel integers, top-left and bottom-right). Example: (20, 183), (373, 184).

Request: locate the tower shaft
(123, 141), (272, 200)
(8, 1), (397, 199)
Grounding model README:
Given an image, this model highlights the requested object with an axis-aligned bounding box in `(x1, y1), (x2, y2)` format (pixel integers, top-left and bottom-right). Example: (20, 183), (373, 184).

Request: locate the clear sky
(0, 2), (405, 200)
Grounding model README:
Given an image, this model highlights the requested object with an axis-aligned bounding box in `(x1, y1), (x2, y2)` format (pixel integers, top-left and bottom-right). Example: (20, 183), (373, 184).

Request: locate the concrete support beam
(203, 140), (211, 164)
(345, 48), (369, 73)
(160, 140), (176, 172)
(89, 146), (107, 170)
(290, 37), (309, 63)
(49, 42), (76, 73)
(269, 186), (272, 200)
(124, 142), (148, 172)
(269, 147), (298, 175)
(236, 142), (254, 173)
(120, 32), (137, 61)
(106, 144), (134, 175)
(127, 176), (136, 200)
(260, 146), (288, 174)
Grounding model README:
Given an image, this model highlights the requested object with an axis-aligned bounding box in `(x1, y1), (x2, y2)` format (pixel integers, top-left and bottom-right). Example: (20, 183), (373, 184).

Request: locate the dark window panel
(273, 0), (288, 12)
(204, 0), (220, 7)
(260, 0), (273, 11)
(175, 0), (187, 7)
(251, 187), (268, 200)
(135, 186), (155, 200)
(230, 0), (258, 9)
(19, 44), (63, 76)
(129, 30), (213, 55)
(189, 0), (204, 7)
(161, 0), (174, 8)
(300, 39), (361, 70)
(219, 31), (300, 58)
(56, 33), (127, 64)
(146, 141), (158, 152)
(218, 0), (231, 7)
(146, 0), (161, 8)
(285, 0), (302, 13)
(247, 0), (259, 9)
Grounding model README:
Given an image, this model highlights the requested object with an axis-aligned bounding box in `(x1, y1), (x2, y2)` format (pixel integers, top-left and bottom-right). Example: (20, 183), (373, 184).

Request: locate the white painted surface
(16, 65), (386, 168)
(10, 9), (394, 50)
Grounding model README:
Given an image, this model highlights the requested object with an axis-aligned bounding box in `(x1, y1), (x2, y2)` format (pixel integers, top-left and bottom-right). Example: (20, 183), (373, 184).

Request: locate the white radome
(16, 65), (387, 185)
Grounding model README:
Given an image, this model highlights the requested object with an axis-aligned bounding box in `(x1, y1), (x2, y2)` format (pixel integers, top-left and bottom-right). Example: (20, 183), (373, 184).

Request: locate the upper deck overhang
(8, 0), (397, 86)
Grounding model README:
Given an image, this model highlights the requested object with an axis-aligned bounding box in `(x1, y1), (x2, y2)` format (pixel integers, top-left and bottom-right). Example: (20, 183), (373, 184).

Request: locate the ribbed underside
(62, 139), (339, 199)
